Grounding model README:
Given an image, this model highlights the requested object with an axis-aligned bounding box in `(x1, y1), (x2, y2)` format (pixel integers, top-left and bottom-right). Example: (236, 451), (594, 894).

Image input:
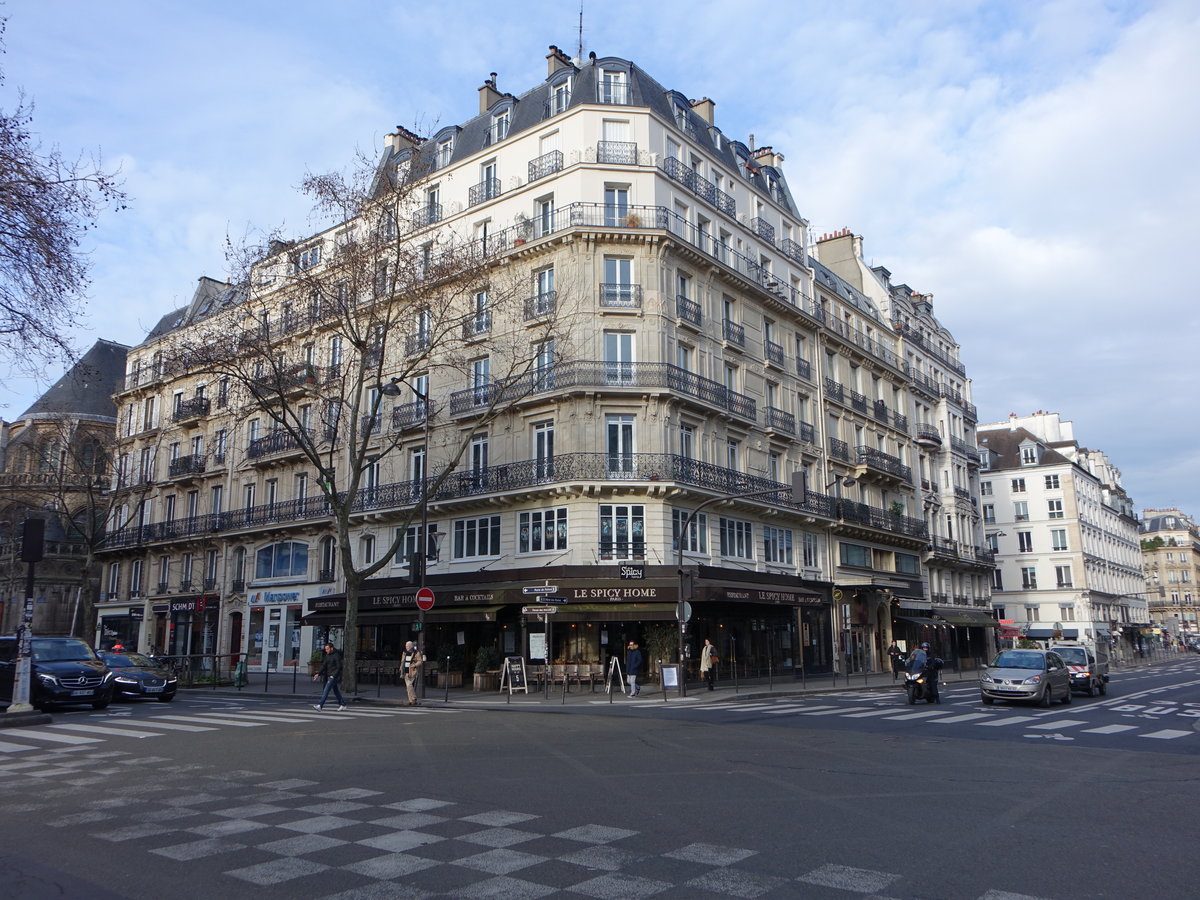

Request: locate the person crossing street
(312, 642), (346, 711)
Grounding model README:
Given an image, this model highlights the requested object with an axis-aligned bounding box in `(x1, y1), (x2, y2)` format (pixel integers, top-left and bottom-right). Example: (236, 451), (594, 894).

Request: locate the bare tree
(168, 139), (566, 691)
(0, 20), (126, 372)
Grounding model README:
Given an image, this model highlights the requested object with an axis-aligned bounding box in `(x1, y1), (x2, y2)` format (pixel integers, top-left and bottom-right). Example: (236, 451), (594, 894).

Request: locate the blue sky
(2, 1), (1197, 515)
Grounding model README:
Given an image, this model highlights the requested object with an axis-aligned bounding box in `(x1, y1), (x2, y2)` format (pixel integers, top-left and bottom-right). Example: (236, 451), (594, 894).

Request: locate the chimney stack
(751, 146), (784, 169)
(479, 73), (503, 114)
(546, 45), (574, 76)
(690, 97), (715, 125)
(384, 125), (423, 155)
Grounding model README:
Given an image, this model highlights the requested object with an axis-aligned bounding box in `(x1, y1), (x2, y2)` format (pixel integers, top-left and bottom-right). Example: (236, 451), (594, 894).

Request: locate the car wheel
(1100, 680), (1109, 696)
(1038, 686), (1051, 707)
(981, 694), (994, 705)
(907, 689), (916, 705)
(92, 699), (110, 710)
(1087, 680), (1097, 698)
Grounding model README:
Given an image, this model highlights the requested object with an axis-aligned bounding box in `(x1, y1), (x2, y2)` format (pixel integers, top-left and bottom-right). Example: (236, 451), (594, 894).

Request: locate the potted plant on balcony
(472, 646), (501, 691)
(513, 214), (531, 246)
(624, 211), (642, 228)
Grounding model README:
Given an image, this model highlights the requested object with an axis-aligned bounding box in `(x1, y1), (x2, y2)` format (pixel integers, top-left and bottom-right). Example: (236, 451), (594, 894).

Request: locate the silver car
(980, 649), (1071, 707)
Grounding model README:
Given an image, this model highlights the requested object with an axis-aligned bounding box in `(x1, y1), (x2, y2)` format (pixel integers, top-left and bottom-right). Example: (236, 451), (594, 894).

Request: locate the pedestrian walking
(887, 640), (904, 681)
(700, 638), (718, 690)
(625, 641), (643, 696)
(312, 642), (346, 711)
(402, 640), (423, 706)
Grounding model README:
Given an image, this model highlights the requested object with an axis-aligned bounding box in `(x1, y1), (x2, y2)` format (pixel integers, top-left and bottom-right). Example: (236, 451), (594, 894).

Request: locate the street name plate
(522, 585), (558, 594)
(522, 606), (559, 615)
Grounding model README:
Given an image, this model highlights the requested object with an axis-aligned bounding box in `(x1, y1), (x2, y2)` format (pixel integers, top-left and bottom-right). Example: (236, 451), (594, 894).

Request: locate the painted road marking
(1080, 724), (1138, 735)
(1027, 719), (1087, 730)
(1140, 729), (1192, 740)
(50, 724), (164, 739)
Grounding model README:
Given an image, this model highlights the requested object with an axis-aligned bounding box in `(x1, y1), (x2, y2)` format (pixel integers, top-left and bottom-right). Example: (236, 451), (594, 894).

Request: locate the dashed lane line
(153, 715), (267, 728)
(0, 728), (101, 745)
(1140, 729), (1193, 740)
(1080, 724), (1138, 735)
(49, 724), (165, 739)
(1027, 719), (1088, 731)
(978, 716), (1040, 727)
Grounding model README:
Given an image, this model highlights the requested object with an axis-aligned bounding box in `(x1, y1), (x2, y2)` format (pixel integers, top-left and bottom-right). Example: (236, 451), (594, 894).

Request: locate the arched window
(255, 541), (308, 580)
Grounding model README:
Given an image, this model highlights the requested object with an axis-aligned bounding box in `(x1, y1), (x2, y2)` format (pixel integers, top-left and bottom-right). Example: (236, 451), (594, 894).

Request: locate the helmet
(920, 642), (930, 649)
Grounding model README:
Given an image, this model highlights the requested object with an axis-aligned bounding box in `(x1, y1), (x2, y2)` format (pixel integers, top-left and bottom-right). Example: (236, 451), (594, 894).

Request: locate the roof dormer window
(599, 68), (628, 105)
(1020, 442), (1040, 466)
(294, 244), (321, 272)
(489, 108), (511, 144)
(548, 76), (572, 116)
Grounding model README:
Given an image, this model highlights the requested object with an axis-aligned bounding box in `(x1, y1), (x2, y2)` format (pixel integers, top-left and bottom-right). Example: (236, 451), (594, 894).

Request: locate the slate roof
(18, 339), (129, 422)
(809, 258), (884, 323)
(976, 426), (1074, 470)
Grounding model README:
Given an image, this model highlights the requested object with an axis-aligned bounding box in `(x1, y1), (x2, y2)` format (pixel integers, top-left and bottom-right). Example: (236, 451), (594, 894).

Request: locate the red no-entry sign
(415, 587), (436, 611)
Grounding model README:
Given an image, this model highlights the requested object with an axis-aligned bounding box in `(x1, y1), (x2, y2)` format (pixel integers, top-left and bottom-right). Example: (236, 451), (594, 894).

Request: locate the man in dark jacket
(312, 642), (346, 710)
(625, 641), (644, 696)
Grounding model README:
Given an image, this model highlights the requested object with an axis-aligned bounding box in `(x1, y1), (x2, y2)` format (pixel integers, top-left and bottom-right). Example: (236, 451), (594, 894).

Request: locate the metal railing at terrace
(661, 156), (736, 216)
(750, 217), (775, 243)
(447, 360), (756, 421)
(891, 320), (967, 377)
(171, 397), (210, 422)
(468, 178), (501, 207)
(392, 400), (431, 430)
(949, 436), (980, 461)
(168, 454), (206, 478)
(599, 283), (643, 308)
(247, 430), (306, 459)
(676, 295), (702, 326)
(780, 238), (806, 265)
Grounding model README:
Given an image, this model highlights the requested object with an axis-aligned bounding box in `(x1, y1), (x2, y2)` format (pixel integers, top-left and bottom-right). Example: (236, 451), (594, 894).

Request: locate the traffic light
(20, 518), (45, 563)
(407, 552), (425, 585)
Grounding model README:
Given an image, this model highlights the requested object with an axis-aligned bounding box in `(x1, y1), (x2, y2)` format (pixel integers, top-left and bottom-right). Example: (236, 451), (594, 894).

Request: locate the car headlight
(1021, 674), (1043, 685)
(165, 677), (177, 685)
(114, 676), (138, 684)
(980, 673), (994, 684)
(37, 673), (58, 686)
(102, 671), (115, 683)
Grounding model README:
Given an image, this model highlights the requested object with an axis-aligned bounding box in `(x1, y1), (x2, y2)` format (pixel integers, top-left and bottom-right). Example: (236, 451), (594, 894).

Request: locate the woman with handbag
(700, 638), (718, 691)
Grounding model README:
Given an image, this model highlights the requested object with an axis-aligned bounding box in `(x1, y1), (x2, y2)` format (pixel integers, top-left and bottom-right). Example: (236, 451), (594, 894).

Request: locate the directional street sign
(522, 606), (559, 615)
(540, 596), (568, 604)
(522, 585), (558, 595)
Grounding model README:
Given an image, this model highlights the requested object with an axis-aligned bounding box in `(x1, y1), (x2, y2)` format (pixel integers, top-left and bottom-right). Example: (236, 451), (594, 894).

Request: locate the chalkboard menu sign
(501, 656), (528, 694)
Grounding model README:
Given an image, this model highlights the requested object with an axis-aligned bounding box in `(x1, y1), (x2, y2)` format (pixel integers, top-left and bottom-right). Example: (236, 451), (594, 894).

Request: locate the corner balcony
(599, 283), (642, 309)
(853, 445), (913, 485)
(447, 360), (756, 422)
(914, 424), (942, 449)
(597, 141), (638, 165)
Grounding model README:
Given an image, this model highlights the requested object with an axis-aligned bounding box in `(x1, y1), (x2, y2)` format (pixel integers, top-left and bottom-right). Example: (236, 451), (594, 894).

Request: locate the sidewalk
(190, 651), (1193, 710)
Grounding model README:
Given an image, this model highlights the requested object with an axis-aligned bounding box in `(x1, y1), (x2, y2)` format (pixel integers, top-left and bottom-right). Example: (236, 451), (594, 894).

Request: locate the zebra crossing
(0, 702), (464, 760)
(662, 691), (1200, 743)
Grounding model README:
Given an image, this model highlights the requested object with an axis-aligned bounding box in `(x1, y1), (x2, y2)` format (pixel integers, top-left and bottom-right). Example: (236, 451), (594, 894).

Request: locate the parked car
(98, 652), (178, 702)
(980, 649), (1071, 707)
(0, 636), (114, 710)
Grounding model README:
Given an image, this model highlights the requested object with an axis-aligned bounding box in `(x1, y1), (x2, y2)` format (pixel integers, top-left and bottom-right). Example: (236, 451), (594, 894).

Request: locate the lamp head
(379, 377), (403, 397)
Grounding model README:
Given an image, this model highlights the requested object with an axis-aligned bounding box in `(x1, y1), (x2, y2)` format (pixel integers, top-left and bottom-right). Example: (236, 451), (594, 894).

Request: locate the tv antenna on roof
(578, 1), (584, 60)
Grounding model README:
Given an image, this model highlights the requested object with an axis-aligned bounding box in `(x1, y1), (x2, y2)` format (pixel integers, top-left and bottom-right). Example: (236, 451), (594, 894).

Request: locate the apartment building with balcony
(97, 47), (959, 679)
(1139, 508), (1200, 640)
(0, 339), (128, 636)
(977, 412), (1146, 657)
(814, 229), (995, 666)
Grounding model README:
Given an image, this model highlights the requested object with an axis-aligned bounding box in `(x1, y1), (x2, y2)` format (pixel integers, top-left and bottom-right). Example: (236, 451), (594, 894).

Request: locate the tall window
(802, 532), (819, 568)
(679, 424), (695, 460)
(599, 504), (644, 560)
(533, 421), (555, 479)
(1017, 531), (1033, 552)
(469, 434), (489, 488)
(490, 110), (510, 143)
(536, 196), (555, 237)
(130, 560), (143, 597)
(719, 518), (754, 559)
(107, 562), (121, 598)
(1051, 529), (1068, 551)
(1055, 565), (1073, 588)
(599, 69), (628, 104)
(1021, 566), (1038, 590)
(603, 257), (634, 305)
(606, 415), (635, 475)
(534, 340), (555, 389)
(1014, 501), (1029, 521)
(471, 357), (491, 404)
(519, 509), (568, 553)
(603, 331), (634, 384)
(763, 525), (793, 564)
(1044, 474), (1060, 489)
(604, 186), (629, 225)
(1011, 478), (1026, 493)
(673, 509), (707, 554)
(980, 481), (993, 496)
(1047, 499), (1064, 519)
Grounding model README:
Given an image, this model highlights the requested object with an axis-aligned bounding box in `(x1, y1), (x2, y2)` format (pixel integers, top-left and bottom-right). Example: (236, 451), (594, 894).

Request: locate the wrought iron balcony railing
(796, 357), (812, 380)
(766, 407), (795, 435)
(597, 141), (638, 165)
(447, 360), (756, 421)
(247, 430), (305, 460)
(172, 397), (210, 422)
(468, 178), (501, 207)
(824, 378), (845, 403)
(168, 454), (206, 478)
(676, 296), (702, 327)
(599, 283), (642, 308)
(765, 340), (784, 366)
(722, 319), (745, 346)
(750, 217), (775, 243)
(830, 437), (850, 462)
(661, 156), (736, 217)
(528, 150), (563, 182)
(854, 445), (913, 482)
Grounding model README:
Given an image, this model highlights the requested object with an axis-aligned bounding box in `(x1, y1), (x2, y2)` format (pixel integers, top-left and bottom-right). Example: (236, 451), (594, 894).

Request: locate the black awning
(1026, 628), (1079, 639)
(936, 610), (998, 627)
(894, 615), (942, 627)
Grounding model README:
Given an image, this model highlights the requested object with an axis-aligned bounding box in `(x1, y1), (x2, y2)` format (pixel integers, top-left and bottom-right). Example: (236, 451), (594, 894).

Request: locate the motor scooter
(904, 661), (942, 704)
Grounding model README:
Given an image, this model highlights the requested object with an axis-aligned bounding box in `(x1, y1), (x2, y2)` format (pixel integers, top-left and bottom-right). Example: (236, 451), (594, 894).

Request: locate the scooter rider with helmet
(907, 642), (940, 701)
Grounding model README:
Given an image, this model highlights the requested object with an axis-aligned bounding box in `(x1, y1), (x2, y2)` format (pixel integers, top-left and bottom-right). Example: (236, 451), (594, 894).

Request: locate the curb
(0, 711), (53, 728)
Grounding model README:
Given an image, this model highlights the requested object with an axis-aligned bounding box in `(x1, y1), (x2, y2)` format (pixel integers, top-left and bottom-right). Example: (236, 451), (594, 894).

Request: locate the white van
(1048, 640), (1109, 697)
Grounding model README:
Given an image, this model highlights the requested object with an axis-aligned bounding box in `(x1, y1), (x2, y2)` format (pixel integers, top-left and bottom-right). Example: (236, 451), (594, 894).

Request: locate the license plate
(144, 686), (163, 693)
(70, 689), (92, 697)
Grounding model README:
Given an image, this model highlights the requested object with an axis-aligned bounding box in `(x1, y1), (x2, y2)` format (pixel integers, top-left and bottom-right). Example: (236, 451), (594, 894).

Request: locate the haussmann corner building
(95, 47), (994, 682)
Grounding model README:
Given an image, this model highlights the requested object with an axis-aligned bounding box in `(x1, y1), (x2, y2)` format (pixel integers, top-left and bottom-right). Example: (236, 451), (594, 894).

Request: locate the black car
(98, 652), (178, 702)
(0, 636), (114, 710)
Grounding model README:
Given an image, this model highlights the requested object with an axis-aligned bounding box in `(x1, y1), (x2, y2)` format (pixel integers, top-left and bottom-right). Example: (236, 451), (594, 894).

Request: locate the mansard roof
(18, 339), (129, 422)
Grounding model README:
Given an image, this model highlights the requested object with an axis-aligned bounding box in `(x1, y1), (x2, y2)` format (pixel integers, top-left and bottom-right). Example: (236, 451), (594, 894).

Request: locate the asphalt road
(1, 660), (1197, 900)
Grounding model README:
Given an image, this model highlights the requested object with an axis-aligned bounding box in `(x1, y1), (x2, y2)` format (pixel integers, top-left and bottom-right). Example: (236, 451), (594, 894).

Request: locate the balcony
(722, 319), (745, 347)
(766, 407), (795, 435)
(172, 397), (210, 424)
(414, 203), (441, 228)
(318, 568), (336, 584)
(247, 430), (306, 461)
(528, 150), (563, 182)
(781, 238), (806, 265)
(249, 364), (312, 401)
(824, 378), (845, 403)
(392, 399), (431, 431)
(872, 400), (890, 423)
(914, 424), (942, 448)
(447, 360), (756, 421)
(167, 454), (206, 479)
(599, 283), (642, 309)
(360, 414), (381, 438)
(598, 82), (629, 105)
(749, 217), (775, 244)
(675, 296), (702, 328)
(765, 340), (784, 367)
(405, 331), (431, 357)
(597, 141), (638, 165)
(829, 438), (850, 462)
(661, 156), (736, 217)
(950, 436), (980, 463)
(854, 445), (913, 483)
(468, 178), (501, 207)
(524, 291), (556, 320)
(798, 421), (816, 444)
(929, 536), (959, 559)
(849, 390), (868, 413)
(796, 358), (812, 380)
